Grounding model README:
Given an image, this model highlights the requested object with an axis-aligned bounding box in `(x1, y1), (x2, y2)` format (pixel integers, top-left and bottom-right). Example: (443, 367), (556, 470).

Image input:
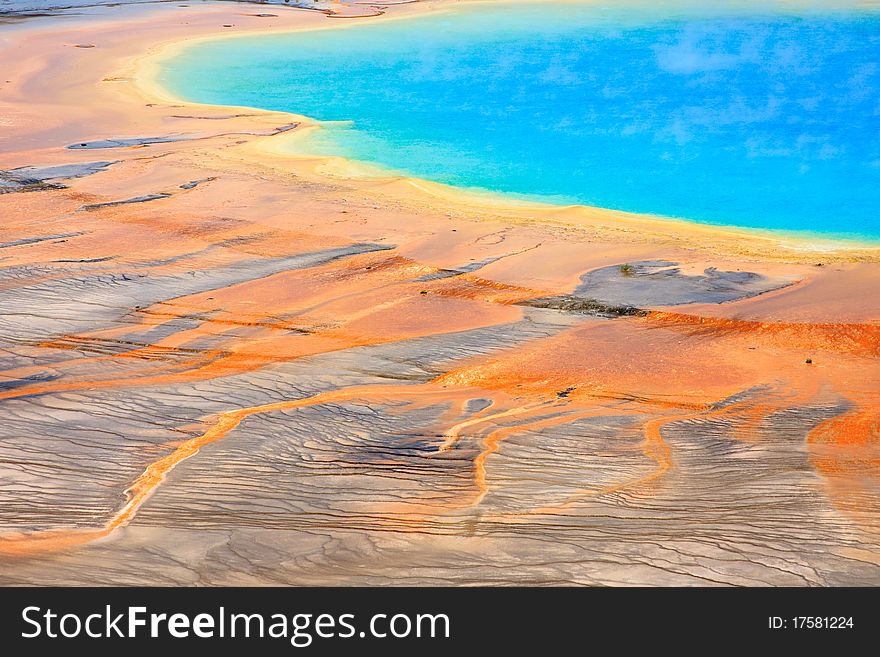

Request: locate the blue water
(160, 2), (880, 239)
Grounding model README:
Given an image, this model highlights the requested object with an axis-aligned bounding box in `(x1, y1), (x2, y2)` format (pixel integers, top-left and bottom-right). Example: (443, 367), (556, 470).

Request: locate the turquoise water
(161, 2), (880, 239)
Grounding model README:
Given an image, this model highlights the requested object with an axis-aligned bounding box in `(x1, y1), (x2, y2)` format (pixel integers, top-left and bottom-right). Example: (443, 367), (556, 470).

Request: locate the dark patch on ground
(52, 256), (116, 263)
(68, 136), (185, 149)
(170, 114), (254, 120)
(0, 372), (59, 392)
(67, 124), (297, 151)
(575, 260), (797, 307)
(416, 255), (504, 282)
(0, 232), (84, 249)
(179, 177), (216, 190)
(0, 12), (55, 23)
(1, 161), (116, 194)
(517, 295), (645, 317)
(7, 161), (117, 181)
(465, 398), (493, 413)
(78, 193), (171, 211)
(271, 123), (298, 134)
(0, 175), (64, 194)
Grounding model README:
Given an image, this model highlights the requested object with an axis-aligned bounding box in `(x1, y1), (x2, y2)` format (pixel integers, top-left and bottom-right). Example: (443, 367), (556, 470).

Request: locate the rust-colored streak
(471, 407), (614, 507)
(0, 253), (535, 403)
(3, 0), (880, 587)
(437, 401), (552, 452)
(0, 384), (457, 557)
(639, 414), (675, 480)
(646, 312), (880, 357)
(808, 406), (880, 532)
(0, 528), (112, 558)
(523, 401), (757, 517)
(521, 411), (680, 516)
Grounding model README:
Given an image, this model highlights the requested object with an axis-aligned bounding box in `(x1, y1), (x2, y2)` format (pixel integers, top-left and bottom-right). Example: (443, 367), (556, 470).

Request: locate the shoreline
(130, 0), (880, 258)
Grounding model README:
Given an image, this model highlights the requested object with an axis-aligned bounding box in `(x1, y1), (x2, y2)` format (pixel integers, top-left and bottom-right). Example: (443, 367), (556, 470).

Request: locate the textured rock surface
(1, 1), (878, 586)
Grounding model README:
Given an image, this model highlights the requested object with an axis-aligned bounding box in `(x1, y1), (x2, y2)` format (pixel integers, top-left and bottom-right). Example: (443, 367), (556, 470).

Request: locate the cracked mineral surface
(1, 1), (879, 586)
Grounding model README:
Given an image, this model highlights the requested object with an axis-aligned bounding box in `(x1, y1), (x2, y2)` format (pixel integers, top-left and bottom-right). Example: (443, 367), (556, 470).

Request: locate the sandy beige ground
(0, 1), (878, 585)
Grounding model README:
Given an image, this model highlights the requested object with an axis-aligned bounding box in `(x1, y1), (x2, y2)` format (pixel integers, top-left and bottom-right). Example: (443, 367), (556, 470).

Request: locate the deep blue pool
(161, 1), (880, 240)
